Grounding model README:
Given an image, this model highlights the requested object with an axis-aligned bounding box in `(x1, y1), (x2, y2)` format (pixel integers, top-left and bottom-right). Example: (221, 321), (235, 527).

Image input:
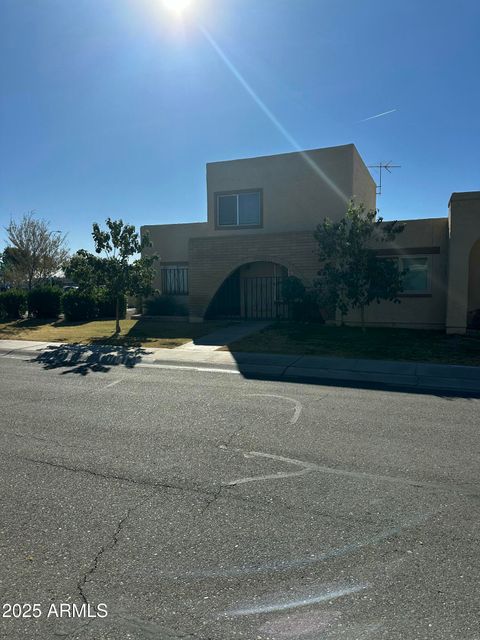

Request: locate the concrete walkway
(175, 320), (271, 351)
(1, 338), (480, 395)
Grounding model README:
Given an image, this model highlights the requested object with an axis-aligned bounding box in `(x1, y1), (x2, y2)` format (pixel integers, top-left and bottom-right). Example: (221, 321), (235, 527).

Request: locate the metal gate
(207, 270), (241, 318)
(242, 276), (290, 319)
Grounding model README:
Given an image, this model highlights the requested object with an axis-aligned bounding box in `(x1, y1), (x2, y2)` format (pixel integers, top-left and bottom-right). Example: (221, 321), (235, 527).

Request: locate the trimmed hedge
(28, 286), (62, 319)
(0, 289), (27, 320)
(62, 289), (98, 322)
(61, 289), (127, 321)
(96, 290), (127, 319)
(144, 295), (188, 316)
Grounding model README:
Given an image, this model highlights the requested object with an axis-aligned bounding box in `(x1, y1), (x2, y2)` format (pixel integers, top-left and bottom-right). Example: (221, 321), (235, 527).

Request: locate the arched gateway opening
(467, 239), (480, 329)
(206, 261), (291, 320)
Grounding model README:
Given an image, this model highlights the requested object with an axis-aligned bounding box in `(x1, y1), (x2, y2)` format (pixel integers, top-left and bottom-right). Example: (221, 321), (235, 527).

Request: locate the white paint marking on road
(223, 446), (465, 493)
(247, 393), (303, 423)
(226, 467), (312, 486)
(225, 450), (316, 486)
(183, 512), (433, 579)
(98, 378), (123, 392)
(223, 583), (367, 617)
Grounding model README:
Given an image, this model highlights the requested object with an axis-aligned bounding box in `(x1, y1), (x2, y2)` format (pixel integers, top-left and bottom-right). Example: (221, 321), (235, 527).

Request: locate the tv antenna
(368, 161), (401, 195)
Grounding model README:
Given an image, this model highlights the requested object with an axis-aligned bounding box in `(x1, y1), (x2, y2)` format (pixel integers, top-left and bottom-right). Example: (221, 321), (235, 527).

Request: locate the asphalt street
(0, 355), (479, 639)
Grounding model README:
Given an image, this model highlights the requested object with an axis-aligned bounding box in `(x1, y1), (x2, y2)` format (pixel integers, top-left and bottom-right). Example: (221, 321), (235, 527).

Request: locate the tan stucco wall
(352, 146), (377, 212)
(141, 222), (208, 290)
(206, 143), (376, 234)
(141, 222), (208, 263)
(345, 218), (449, 329)
(446, 192), (480, 333)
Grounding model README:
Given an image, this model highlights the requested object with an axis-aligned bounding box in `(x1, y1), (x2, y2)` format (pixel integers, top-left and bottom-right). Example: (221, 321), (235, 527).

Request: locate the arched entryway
(467, 239), (480, 329)
(206, 261), (290, 320)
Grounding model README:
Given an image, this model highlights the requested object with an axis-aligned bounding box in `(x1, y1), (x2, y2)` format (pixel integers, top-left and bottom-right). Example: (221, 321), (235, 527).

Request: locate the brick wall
(188, 231), (319, 319)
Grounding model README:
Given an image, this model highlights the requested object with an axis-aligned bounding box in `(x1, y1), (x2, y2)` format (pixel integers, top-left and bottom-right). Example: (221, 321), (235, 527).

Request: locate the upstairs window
(217, 191), (262, 228)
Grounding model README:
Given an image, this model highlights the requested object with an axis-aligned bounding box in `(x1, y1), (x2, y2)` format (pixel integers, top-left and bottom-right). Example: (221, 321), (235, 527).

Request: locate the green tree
(314, 202), (405, 331)
(65, 218), (157, 334)
(5, 212), (69, 290)
(0, 247), (26, 287)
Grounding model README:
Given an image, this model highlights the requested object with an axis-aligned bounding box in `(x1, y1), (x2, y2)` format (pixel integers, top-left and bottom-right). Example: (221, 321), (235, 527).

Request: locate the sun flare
(163, 0), (193, 13)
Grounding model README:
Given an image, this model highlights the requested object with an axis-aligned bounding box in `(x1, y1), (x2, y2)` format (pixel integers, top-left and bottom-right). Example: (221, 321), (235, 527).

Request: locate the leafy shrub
(144, 295), (188, 316)
(28, 286), (62, 319)
(0, 289), (27, 319)
(62, 289), (98, 322)
(280, 277), (323, 322)
(281, 276), (306, 303)
(291, 292), (324, 322)
(96, 290), (127, 319)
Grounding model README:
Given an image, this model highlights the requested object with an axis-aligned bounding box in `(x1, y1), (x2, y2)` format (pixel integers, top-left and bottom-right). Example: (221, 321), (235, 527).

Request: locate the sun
(163, 0), (193, 13)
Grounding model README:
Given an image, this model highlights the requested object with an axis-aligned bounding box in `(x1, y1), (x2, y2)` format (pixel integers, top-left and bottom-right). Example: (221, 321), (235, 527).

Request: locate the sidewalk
(1, 338), (480, 394)
(175, 320), (271, 351)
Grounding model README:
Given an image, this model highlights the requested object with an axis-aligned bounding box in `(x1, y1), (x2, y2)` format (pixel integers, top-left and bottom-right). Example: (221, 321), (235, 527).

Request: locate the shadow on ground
(32, 343), (151, 375)
(234, 368), (480, 399)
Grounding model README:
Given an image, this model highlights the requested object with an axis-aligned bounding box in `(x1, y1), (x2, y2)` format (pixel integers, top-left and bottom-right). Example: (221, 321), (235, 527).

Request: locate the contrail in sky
(360, 108), (397, 122)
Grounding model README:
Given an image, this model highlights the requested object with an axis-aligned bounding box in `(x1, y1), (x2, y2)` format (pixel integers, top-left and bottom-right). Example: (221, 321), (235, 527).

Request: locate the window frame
(399, 255), (432, 295)
(160, 264), (189, 295)
(215, 189), (263, 229)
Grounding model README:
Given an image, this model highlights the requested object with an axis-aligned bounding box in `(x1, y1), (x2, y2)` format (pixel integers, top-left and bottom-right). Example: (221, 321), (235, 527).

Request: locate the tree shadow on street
(32, 343), (151, 375)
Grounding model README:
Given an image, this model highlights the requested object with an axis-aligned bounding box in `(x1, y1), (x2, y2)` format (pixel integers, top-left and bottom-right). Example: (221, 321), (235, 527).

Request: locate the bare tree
(5, 212), (69, 290)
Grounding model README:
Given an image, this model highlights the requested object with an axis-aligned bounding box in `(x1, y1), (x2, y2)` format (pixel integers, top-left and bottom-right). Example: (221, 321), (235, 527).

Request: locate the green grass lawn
(0, 317), (227, 349)
(227, 322), (480, 366)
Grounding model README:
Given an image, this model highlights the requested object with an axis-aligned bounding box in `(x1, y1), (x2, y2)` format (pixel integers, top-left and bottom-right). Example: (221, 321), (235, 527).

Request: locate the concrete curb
(1, 339), (479, 395)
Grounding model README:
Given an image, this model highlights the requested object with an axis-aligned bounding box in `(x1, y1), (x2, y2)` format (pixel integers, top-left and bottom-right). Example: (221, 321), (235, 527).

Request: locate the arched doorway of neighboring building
(467, 239), (480, 329)
(206, 261), (290, 320)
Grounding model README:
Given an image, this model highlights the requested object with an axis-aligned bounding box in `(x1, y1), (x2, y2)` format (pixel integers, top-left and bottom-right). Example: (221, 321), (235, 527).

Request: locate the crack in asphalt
(77, 493), (157, 606)
(8, 452), (216, 499)
(5, 451), (316, 518)
(220, 421), (249, 449)
(199, 483), (224, 515)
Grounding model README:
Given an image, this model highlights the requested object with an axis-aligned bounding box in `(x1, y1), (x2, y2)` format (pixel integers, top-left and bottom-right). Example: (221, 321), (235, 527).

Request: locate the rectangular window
(161, 266), (188, 295)
(217, 195), (237, 226)
(400, 257), (430, 293)
(217, 191), (261, 227)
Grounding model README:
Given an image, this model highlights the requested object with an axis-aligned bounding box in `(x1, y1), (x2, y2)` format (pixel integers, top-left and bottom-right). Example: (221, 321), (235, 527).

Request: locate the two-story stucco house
(142, 143), (480, 334)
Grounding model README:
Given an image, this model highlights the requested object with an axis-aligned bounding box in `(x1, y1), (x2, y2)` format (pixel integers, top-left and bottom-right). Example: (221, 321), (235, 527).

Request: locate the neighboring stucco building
(142, 143), (480, 334)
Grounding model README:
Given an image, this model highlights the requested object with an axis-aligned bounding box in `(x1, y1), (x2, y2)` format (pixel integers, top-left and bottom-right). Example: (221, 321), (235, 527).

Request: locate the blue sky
(1, 0), (479, 252)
